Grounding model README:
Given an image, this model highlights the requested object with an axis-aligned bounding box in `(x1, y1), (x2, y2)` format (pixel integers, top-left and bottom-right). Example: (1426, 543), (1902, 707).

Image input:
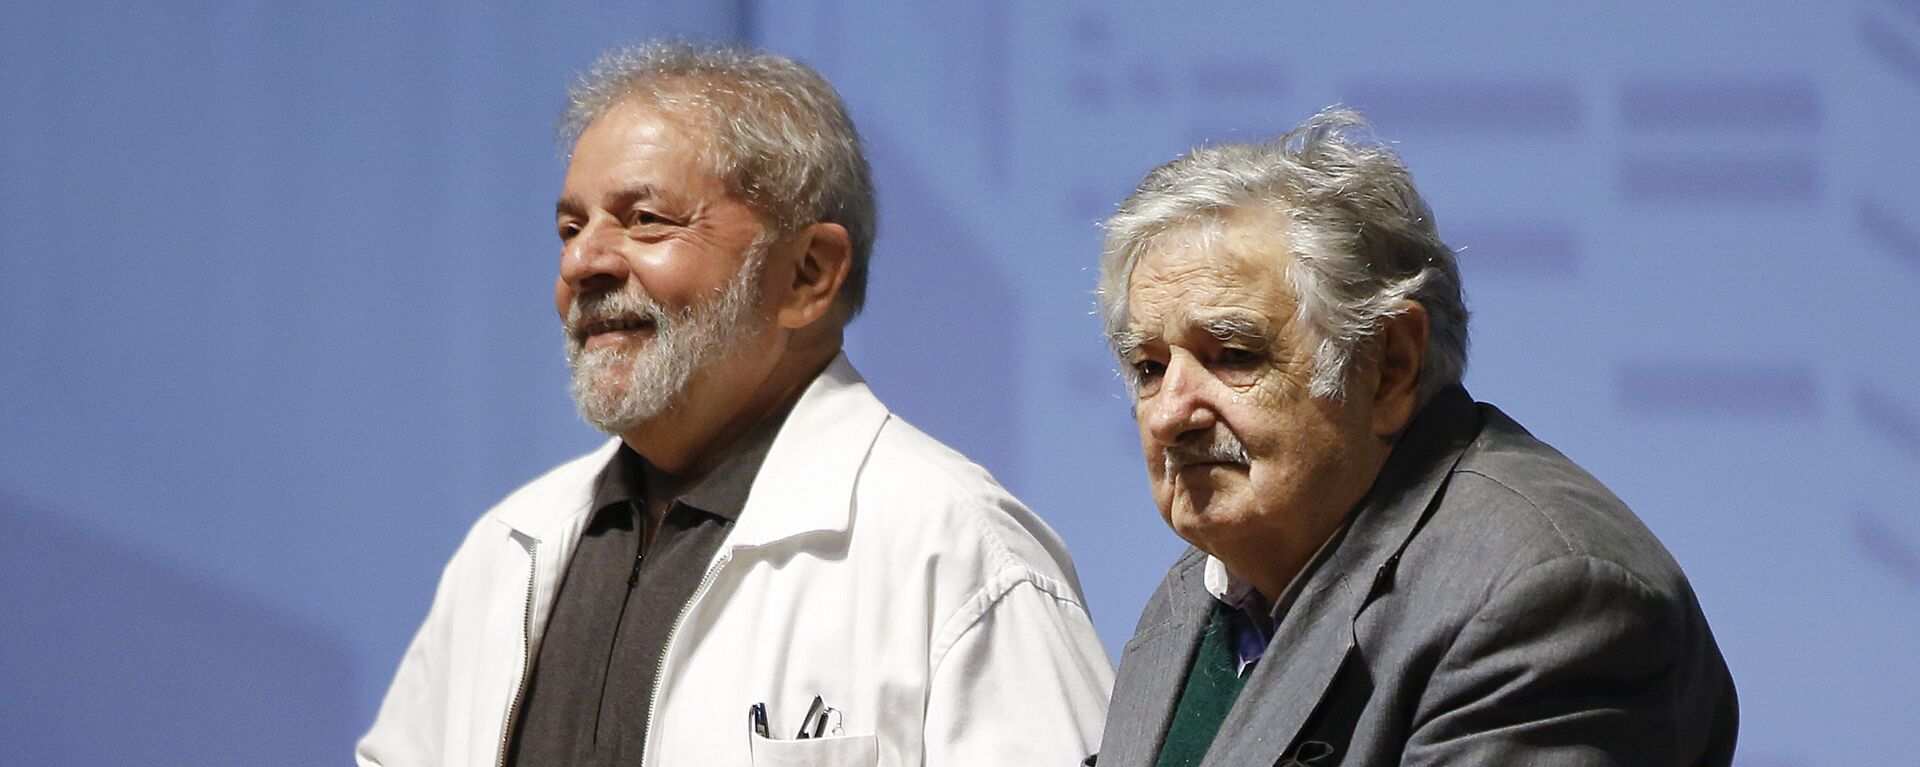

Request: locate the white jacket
(358, 356), (1115, 766)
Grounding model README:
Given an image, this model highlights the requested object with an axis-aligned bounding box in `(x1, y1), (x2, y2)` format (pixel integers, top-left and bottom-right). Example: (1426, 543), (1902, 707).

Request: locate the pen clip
(795, 695), (825, 739)
(749, 702), (770, 739)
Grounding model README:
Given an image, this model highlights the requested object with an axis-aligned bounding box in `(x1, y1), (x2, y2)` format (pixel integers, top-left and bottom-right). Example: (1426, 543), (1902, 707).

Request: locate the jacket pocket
(747, 732), (879, 767)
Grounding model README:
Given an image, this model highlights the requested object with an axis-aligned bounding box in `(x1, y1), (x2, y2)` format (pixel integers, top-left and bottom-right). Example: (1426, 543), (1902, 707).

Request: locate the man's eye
(557, 222), (581, 241)
(1216, 348), (1261, 367)
(1133, 360), (1166, 381)
(626, 209), (669, 227)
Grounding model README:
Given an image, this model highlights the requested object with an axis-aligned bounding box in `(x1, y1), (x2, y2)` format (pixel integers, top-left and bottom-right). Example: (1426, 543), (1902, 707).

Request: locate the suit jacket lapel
(1199, 387), (1483, 767)
(1101, 550), (1214, 766)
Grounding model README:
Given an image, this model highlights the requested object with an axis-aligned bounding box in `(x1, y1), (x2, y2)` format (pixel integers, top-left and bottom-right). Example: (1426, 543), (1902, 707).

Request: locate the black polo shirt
(505, 407), (789, 766)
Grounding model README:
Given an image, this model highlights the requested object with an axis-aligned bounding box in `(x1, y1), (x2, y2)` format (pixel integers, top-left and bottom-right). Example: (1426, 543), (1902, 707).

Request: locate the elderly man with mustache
(358, 42), (1113, 767)
(1089, 108), (1738, 766)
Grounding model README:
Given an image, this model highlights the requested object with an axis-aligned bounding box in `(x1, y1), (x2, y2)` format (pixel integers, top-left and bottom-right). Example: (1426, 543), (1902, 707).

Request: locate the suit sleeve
(1401, 555), (1708, 766)
(920, 573), (1116, 767)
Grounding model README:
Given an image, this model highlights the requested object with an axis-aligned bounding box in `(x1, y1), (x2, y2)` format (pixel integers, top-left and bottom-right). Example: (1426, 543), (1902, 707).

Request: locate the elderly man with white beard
(358, 42), (1113, 767)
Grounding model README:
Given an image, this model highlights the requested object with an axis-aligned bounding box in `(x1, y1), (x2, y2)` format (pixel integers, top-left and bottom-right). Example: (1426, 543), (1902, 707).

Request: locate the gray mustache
(1165, 431), (1251, 468)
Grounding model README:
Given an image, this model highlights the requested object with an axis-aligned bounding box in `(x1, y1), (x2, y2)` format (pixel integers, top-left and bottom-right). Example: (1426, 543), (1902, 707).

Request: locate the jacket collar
(495, 439), (619, 542)
(723, 353), (888, 550)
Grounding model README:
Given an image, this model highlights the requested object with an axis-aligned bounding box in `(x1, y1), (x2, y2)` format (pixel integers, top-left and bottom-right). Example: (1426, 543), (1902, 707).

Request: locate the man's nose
(1142, 354), (1218, 447)
(559, 222), (630, 295)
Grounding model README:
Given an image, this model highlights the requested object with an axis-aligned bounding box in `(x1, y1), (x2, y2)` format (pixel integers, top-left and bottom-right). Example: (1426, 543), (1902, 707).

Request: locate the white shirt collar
(1202, 555), (1265, 612)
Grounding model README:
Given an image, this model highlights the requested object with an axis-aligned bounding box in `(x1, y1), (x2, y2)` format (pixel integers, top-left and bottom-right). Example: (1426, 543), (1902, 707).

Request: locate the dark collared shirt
(505, 406), (790, 766)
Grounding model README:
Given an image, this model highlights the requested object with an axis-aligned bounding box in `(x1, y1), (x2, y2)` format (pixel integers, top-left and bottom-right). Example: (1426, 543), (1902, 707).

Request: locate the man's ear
(775, 222), (852, 329)
(1370, 301), (1429, 438)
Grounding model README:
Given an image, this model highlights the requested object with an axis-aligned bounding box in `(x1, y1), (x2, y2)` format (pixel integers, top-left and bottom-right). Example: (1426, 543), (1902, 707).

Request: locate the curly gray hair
(562, 41), (877, 321)
(1098, 107), (1469, 403)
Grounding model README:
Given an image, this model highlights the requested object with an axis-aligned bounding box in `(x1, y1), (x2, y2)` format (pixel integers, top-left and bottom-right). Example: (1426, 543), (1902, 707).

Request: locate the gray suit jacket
(1096, 387), (1737, 766)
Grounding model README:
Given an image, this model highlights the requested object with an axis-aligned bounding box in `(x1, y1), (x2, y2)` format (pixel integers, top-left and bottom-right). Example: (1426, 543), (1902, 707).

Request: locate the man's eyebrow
(1193, 312), (1270, 343)
(555, 185), (662, 219)
(1111, 329), (1149, 358)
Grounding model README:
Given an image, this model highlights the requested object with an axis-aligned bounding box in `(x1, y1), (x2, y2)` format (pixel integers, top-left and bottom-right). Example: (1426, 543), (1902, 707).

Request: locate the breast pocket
(747, 732), (879, 767)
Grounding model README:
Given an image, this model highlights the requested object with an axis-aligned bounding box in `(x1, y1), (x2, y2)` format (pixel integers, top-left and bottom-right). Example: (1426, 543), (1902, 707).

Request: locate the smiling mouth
(576, 314), (656, 346)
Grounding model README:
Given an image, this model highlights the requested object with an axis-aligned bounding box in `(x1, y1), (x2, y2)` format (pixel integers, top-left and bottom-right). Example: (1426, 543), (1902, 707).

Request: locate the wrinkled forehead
(561, 98), (742, 211)
(1115, 229), (1298, 363)
(1125, 216), (1295, 316)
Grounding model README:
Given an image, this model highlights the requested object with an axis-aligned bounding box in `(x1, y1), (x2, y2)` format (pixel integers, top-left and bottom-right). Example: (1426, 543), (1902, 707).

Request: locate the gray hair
(1098, 107), (1469, 403)
(562, 41), (877, 321)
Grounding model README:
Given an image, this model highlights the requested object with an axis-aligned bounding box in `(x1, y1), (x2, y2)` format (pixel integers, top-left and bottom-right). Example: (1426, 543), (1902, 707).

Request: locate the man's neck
(622, 343), (837, 495)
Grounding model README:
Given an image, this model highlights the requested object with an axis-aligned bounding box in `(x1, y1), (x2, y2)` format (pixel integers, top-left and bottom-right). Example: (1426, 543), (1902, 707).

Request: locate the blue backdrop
(4, 1), (1917, 763)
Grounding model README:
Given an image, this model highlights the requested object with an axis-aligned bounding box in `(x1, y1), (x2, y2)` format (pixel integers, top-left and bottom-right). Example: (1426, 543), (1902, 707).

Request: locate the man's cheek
(1149, 477), (1176, 515)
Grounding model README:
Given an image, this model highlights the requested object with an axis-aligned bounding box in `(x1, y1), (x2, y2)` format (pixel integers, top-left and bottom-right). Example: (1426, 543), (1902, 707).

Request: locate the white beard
(563, 250), (766, 435)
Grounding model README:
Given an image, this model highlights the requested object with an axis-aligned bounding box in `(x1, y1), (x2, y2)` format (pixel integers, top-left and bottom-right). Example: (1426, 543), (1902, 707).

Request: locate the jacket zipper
(641, 551), (732, 766)
(496, 540), (539, 767)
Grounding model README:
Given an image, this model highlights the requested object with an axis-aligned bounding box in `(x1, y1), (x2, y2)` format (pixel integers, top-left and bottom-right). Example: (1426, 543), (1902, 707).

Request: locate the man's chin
(570, 348), (651, 391)
(1167, 499), (1215, 532)
(569, 371), (643, 431)
(574, 398), (654, 436)
(565, 371), (620, 403)
(1169, 514), (1232, 555)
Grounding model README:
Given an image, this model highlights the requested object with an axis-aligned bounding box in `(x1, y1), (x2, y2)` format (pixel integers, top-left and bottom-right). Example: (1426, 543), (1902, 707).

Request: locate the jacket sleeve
(920, 571), (1116, 767)
(355, 557), (457, 766)
(1401, 555), (1730, 766)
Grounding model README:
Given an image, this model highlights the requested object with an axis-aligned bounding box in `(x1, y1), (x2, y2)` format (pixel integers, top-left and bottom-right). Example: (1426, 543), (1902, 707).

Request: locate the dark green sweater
(1154, 602), (1251, 767)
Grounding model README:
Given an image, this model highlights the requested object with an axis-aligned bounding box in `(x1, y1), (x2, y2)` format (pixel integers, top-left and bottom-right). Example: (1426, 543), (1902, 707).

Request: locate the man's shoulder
(862, 415), (1011, 504)
(852, 413), (1085, 595)
(1417, 402), (1689, 597)
(1354, 403), (1726, 713)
